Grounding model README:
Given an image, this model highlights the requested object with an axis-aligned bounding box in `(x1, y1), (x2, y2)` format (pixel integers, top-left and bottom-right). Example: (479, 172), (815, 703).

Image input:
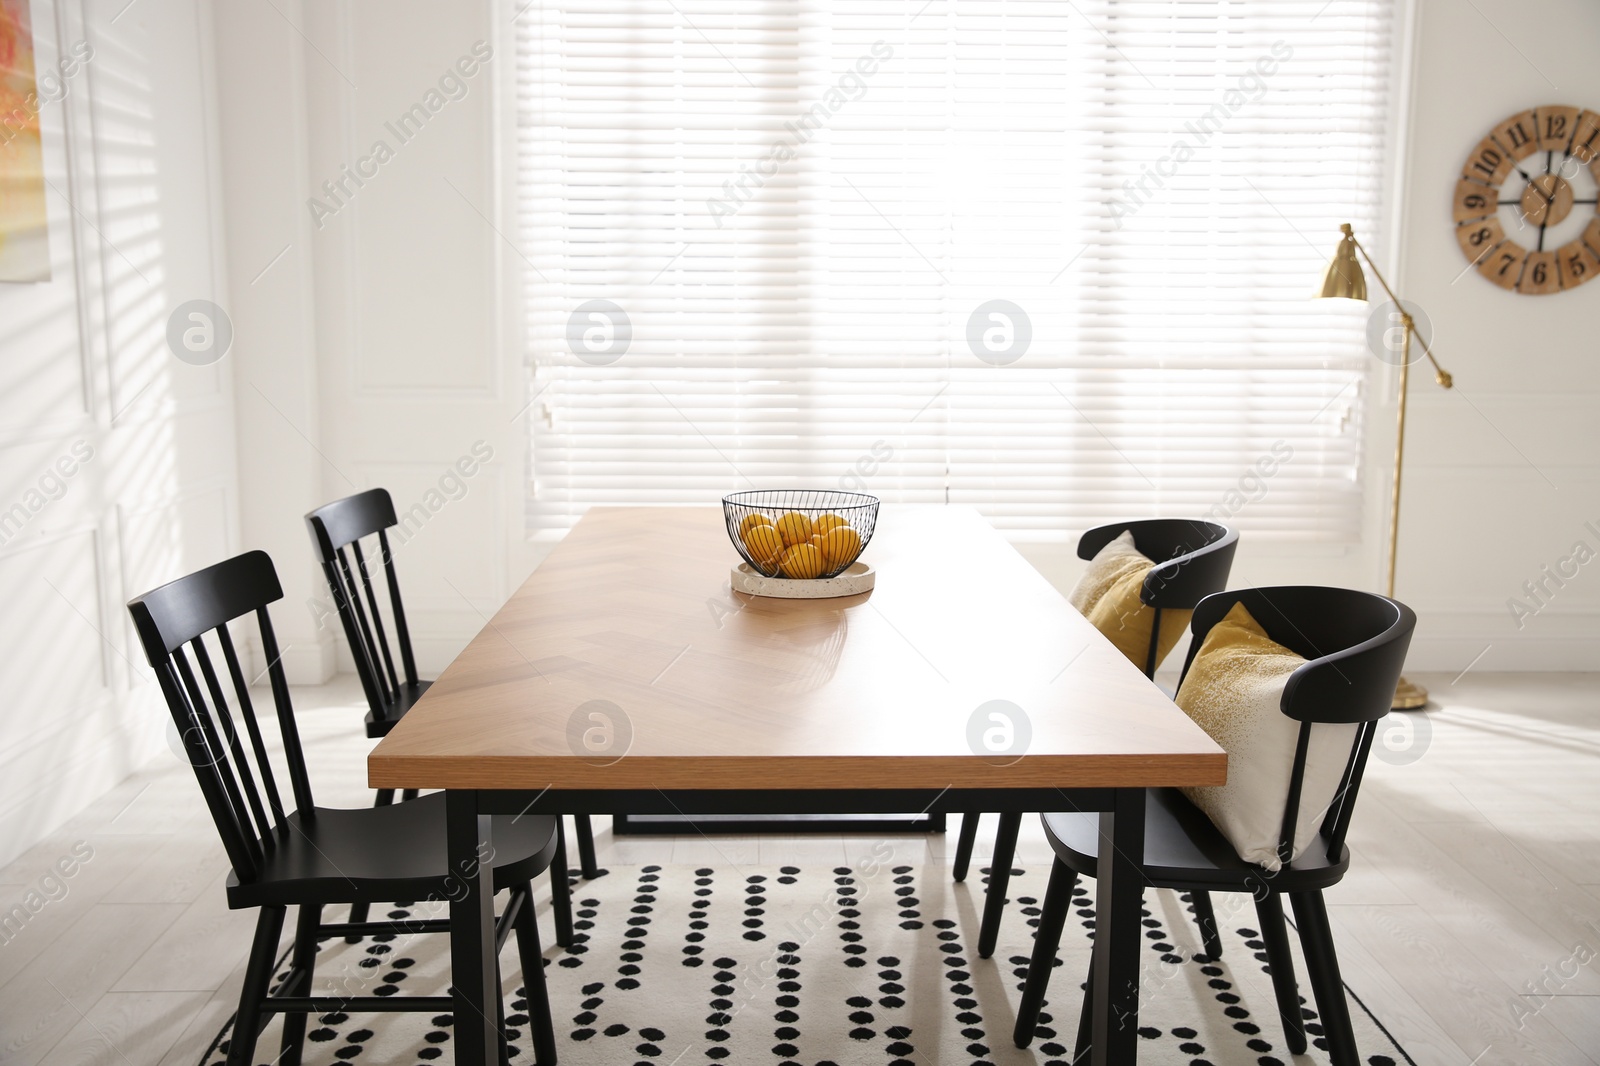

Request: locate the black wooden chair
(953, 519), (1237, 959)
(128, 551), (564, 1066)
(307, 489), (598, 921)
(1012, 585), (1415, 1066)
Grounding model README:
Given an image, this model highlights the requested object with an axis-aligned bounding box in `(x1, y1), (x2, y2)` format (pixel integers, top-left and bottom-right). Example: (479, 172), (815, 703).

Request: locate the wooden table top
(369, 506), (1225, 791)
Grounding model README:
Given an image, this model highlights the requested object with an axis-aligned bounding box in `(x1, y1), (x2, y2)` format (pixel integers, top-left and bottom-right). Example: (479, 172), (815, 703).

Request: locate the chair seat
(365, 679), (432, 738)
(1043, 787), (1349, 893)
(226, 793), (558, 908)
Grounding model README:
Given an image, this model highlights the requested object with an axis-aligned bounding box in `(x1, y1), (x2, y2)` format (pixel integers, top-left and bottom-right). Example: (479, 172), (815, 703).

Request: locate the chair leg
(573, 815), (599, 879)
(278, 904), (323, 1066)
(1253, 893), (1307, 1055)
(374, 788), (395, 806)
(225, 905), (287, 1066)
(1012, 858), (1077, 1048)
(1190, 889), (1222, 960)
(952, 812), (980, 882)
(977, 811), (1021, 959)
(1074, 951), (1094, 1065)
(550, 820), (575, 948)
(514, 883), (559, 1065)
(1290, 891), (1360, 1066)
(402, 788), (419, 801)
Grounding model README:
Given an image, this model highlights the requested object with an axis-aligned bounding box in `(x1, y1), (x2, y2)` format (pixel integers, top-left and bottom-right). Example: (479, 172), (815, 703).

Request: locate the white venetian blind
(516, 0), (1395, 541)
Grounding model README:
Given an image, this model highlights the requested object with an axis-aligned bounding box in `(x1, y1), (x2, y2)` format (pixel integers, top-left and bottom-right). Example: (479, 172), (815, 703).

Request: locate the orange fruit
(779, 542), (824, 579)
(738, 512), (774, 538)
(775, 511), (814, 547)
(742, 524), (784, 569)
(819, 525), (862, 569)
(814, 513), (849, 534)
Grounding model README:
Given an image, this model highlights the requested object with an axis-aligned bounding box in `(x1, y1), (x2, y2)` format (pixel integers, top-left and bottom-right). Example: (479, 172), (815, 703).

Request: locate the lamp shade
(1317, 223), (1367, 300)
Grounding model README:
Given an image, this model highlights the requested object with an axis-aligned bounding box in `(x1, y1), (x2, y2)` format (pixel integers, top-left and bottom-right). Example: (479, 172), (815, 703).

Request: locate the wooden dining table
(368, 505), (1226, 1065)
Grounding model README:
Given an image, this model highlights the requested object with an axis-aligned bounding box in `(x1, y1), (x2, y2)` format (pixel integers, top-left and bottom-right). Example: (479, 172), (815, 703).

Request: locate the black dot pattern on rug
(706, 954), (739, 1059)
(743, 873), (767, 942)
(832, 865), (878, 1044)
(195, 867), (1407, 1066)
(616, 867), (657, 991)
(873, 953), (917, 1065)
(930, 916), (996, 1063)
(892, 865), (922, 930)
(769, 940), (802, 1063)
(570, 979), (606, 1042)
(682, 867), (713, 968)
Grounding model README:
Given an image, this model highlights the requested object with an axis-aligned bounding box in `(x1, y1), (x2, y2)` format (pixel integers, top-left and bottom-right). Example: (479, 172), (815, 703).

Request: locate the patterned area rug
(203, 862), (1411, 1065)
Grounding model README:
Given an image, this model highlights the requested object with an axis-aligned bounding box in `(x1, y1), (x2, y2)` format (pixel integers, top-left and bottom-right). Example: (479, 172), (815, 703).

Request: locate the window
(516, 0), (1396, 541)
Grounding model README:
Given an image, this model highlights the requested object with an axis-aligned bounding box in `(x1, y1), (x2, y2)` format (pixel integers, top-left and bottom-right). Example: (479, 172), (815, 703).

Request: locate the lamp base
(1392, 675), (1428, 711)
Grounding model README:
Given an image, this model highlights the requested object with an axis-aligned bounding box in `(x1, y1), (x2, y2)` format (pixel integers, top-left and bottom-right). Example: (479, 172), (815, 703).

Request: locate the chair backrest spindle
(128, 551), (317, 887)
(377, 529), (419, 686)
(350, 538), (403, 695)
(306, 490), (423, 732)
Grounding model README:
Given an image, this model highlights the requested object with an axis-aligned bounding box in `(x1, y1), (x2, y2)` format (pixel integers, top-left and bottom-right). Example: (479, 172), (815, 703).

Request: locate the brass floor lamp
(1318, 223), (1452, 710)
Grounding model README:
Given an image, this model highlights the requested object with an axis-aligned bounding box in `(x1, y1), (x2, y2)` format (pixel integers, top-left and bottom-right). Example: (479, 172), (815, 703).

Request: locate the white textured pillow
(1177, 602), (1358, 871)
(1067, 530), (1146, 614)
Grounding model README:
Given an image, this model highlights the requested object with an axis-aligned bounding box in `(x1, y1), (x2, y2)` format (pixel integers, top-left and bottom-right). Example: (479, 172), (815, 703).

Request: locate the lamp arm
(1350, 235), (1454, 389)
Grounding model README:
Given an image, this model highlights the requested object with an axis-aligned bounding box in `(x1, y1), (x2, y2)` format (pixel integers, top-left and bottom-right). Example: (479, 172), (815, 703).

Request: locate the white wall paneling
(0, 0), (241, 866)
(212, 0), (337, 684)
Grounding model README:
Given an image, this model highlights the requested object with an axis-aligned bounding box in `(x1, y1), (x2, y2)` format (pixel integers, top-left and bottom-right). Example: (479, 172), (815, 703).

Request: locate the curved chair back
(128, 551), (314, 884)
(1078, 519), (1239, 610)
(1180, 585), (1415, 866)
(305, 489), (419, 725)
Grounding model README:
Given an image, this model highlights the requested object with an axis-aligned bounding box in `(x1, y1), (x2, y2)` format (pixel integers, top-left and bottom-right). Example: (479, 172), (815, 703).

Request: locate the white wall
(215, 0), (1600, 682)
(1380, 0), (1600, 672)
(0, 0), (239, 866)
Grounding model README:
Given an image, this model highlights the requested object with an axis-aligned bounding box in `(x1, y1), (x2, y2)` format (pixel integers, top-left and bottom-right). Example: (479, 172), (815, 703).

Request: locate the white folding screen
(516, 0), (1395, 541)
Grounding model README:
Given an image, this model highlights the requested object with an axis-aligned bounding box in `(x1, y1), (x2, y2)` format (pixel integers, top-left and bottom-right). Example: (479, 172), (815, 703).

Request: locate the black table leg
(446, 790), (497, 1066)
(1091, 787), (1146, 1066)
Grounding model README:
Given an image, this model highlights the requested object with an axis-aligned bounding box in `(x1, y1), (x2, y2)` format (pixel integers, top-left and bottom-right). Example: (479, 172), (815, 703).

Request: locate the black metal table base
(612, 811), (946, 834)
(444, 786), (1146, 1066)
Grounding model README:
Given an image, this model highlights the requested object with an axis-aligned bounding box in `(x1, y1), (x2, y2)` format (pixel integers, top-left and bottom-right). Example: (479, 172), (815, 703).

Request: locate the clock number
(1556, 234), (1600, 290)
(1452, 179), (1496, 223)
(1457, 215), (1506, 267)
(1462, 136), (1515, 185)
(1475, 235), (1524, 292)
(1493, 110), (1539, 161)
(1516, 250), (1562, 295)
(1535, 106), (1581, 153)
(1571, 111), (1600, 164)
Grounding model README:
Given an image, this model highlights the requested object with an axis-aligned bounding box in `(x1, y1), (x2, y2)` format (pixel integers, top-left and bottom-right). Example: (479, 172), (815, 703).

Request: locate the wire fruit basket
(722, 489), (879, 580)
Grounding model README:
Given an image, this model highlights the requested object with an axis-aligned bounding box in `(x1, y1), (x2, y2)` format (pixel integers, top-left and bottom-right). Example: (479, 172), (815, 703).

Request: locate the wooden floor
(1, 671), (1596, 1065)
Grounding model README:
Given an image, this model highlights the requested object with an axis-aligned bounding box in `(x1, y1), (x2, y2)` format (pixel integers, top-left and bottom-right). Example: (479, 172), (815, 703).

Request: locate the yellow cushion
(1176, 602), (1358, 870)
(1068, 530), (1191, 671)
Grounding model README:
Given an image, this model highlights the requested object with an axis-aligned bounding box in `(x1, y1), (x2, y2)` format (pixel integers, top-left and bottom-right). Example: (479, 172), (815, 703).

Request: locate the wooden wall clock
(1453, 106), (1600, 294)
